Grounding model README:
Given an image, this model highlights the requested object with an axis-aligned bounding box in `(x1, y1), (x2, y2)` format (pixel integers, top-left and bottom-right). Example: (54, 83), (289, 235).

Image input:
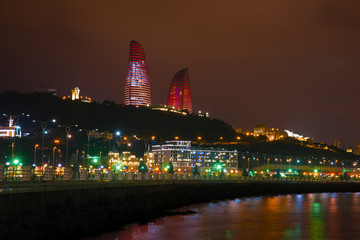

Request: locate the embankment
(1, 181), (360, 239)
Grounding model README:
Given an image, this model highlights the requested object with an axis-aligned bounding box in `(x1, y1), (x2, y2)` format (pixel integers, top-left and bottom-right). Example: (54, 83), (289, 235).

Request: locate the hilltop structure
(167, 68), (192, 112)
(124, 40), (151, 106)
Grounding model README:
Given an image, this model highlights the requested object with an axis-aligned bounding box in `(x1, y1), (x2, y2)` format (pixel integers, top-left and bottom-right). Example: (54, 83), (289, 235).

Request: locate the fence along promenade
(0, 165), (355, 189)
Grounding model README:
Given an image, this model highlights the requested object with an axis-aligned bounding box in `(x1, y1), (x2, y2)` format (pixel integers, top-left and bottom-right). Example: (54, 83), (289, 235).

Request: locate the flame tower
(124, 40), (151, 106)
(167, 68), (192, 112)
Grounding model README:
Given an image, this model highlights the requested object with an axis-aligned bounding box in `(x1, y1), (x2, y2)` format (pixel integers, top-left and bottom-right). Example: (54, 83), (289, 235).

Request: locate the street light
(34, 144), (39, 166)
(52, 147), (57, 169)
(33, 119), (56, 169)
(79, 128), (97, 168)
(58, 125), (78, 167)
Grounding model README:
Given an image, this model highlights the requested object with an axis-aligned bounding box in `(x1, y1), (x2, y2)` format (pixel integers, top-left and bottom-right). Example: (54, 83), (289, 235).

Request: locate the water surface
(84, 192), (360, 240)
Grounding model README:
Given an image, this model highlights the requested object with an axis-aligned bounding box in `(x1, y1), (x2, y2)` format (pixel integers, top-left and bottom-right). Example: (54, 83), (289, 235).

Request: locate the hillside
(0, 91), (236, 141)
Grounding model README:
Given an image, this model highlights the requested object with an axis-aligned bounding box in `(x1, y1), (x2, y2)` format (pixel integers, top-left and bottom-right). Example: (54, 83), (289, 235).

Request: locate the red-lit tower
(124, 40), (151, 106)
(167, 68), (192, 112)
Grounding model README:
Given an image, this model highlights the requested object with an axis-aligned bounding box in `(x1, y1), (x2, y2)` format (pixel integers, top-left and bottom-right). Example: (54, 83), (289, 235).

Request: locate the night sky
(0, 0), (359, 147)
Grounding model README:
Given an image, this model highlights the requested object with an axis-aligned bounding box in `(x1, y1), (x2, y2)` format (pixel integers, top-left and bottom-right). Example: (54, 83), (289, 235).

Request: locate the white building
(150, 140), (238, 172)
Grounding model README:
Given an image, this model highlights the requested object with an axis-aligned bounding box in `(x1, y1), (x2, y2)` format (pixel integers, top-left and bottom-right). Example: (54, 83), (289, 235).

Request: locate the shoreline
(1, 181), (360, 239)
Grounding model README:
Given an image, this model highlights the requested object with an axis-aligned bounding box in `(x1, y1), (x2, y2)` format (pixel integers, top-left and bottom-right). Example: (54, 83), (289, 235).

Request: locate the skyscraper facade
(124, 40), (151, 106)
(167, 68), (192, 112)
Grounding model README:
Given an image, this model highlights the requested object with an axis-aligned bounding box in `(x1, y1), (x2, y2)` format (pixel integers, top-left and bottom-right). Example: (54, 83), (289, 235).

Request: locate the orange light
(197, 136), (202, 140)
(175, 136), (179, 140)
(54, 140), (60, 144)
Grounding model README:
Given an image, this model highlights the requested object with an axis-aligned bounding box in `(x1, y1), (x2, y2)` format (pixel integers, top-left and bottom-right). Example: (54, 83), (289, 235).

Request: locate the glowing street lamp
(34, 144), (39, 166)
(79, 128), (97, 168)
(58, 125), (78, 167)
(33, 118), (56, 168)
(52, 147), (57, 169)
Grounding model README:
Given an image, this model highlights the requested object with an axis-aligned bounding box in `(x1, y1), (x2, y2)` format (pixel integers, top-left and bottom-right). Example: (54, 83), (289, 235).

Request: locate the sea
(83, 192), (360, 240)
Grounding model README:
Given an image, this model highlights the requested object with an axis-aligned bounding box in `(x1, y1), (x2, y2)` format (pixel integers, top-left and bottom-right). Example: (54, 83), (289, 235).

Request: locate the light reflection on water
(83, 193), (360, 240)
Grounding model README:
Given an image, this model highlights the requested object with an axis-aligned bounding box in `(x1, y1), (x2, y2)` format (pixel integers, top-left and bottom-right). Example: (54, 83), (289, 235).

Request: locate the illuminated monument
(124, 40), (151, 106)
(71, 87), (80, 100)
(167, 68), (192, 112)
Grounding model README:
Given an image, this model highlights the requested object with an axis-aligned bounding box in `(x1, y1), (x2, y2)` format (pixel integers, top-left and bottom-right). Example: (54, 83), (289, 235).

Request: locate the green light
(314, 169), (318, 173)
(13, 159), (19, 165)
(116, 165), (121, 170)
(288, 169), (292, 172)
(216, 164), (222, 170)
(93, 159), (98, 163)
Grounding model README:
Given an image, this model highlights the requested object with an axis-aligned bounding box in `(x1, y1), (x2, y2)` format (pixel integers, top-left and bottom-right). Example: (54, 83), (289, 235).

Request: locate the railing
(0, 167), (358, 184)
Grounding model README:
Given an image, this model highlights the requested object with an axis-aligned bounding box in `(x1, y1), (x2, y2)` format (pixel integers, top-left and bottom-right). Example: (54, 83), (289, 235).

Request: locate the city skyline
(0, 0), (359, 146)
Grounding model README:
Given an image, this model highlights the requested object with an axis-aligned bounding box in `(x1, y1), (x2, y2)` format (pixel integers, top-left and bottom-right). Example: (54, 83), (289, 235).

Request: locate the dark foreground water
(83, 192), (360, 240)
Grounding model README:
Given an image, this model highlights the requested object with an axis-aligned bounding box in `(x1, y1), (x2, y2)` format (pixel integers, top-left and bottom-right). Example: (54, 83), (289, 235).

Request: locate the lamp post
(33, 119), (56, 169)
(79, 129), (97, 168)
(34, 144), (39, 166)
(58, 125), (77, 167)
(288, 158), (292, 170)
(52, 147), (57, 169)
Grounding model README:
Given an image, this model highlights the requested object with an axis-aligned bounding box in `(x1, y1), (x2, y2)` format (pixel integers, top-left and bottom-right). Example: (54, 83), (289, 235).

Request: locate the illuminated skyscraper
(167, 68), (192, 112)
(124, 40), (151, 106)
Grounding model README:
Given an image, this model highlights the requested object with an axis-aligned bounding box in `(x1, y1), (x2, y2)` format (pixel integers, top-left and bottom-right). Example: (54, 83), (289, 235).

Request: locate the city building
(252, 125), (282, 141)
(0, 117), (21, 138)
(285, 130), (311, 142)
(254, 124), (266, 137)
(124, 40), (151, 106)
(149, 104), (188, 115)
(334, 138), (344, 149)
(233, 127), (242, 134)
(167, 68), (192, 112)
(150, 140), (238, 172)
(266, 128), (281, 141)
(108, 151), (140, 172)
(89, 131), (113, 140)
